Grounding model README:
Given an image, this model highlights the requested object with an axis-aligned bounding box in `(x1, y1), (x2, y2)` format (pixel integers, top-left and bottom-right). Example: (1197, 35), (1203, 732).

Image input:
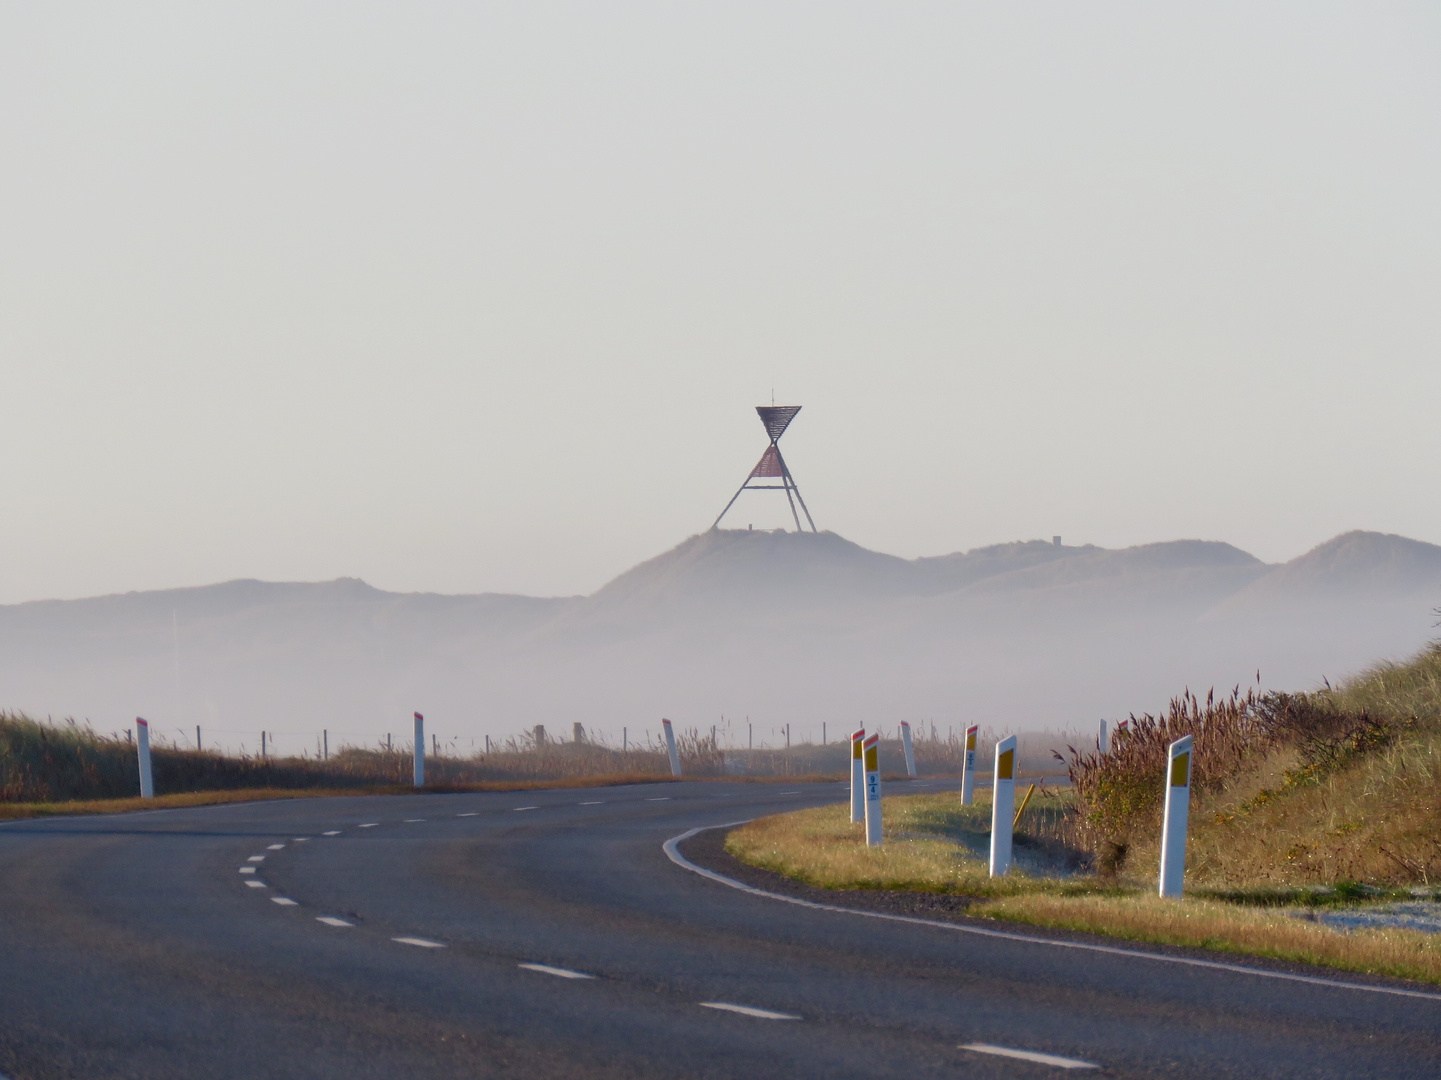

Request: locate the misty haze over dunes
(2, 529), (1438, 754)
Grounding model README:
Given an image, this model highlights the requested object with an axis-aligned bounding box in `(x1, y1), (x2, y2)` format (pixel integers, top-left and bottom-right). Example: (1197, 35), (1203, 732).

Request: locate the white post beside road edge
(850, 728), (865, 824)
(662, 718), (682, 777)
(900, 721), (917, 778)
(862, 734), (882, 847)
(989, 734), (1017, 877)
(960, 724), (978, 806)
(1159, 734), (1193, 898)
(1099, 718), (1109, 754)
(413, 712), (425, 788)
(135, 717), (154, 799)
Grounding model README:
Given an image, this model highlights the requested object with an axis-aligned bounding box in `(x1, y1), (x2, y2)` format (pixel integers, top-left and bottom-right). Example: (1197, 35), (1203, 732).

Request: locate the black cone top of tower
(711, 405), (817, 532)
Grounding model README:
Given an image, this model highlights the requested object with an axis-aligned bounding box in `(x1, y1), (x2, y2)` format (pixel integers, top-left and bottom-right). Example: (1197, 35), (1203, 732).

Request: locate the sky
(2, 2), (1439, 605)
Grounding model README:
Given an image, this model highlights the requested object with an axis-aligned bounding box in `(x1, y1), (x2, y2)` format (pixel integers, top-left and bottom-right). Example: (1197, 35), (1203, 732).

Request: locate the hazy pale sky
(3, 3), (1439, 604)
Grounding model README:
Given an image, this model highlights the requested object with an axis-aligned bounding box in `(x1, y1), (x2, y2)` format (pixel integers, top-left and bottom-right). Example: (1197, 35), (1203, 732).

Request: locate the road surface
(0, 780), (1437, 1078)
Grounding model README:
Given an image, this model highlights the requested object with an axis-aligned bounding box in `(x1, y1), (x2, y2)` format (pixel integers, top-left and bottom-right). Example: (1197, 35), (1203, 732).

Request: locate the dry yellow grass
(726, 792), (1106, 899)
(726, 791), (1441, 984)
(975, 893), (1441, 984)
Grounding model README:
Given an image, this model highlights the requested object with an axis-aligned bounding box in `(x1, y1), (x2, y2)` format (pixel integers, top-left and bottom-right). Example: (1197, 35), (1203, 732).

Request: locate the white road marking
(245, 881), (267, 889)
(512, 806), (539, 812)
(518, 963), (596, 980)
(645, 797), (671, 802)
(293, 837), (310, 842)
(266, 843), (286, 850)
(393, 936), (445, 948)
(778, 791), (801, 795)
(316, 916), (354, 927)
(358, 823), (379, 828)
(322, 830), (341, 836)
(404, 819), (426, 823)
(238, 867), (257, 875)
(664, 826), (1441, 1004)
(578, 801), (604, 805)
(698, 1002), (800, 1020)
(960, 1044), (1098, 1070)
(457, 812), (478, 817)
(271, 897), (298, 907)
(247, 855), (266, 862)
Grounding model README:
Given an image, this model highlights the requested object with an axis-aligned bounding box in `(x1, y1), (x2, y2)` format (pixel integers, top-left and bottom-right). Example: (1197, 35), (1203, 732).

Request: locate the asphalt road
(0, 779), (1437, 1078)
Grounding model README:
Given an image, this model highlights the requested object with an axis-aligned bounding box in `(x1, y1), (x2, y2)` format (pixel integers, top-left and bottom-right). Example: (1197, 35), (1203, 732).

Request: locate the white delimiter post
(899, 721), (917, 778)
(413, 712), (425, 788)
(135, 717), (154, 799)
(960, 724), (979, 805)
(989, 734), (1017, 877)
(662, 718), (682, 777)
(850, 729), (866, 824)
(1159, 734), (1193, 898)
(1099, 719), (1109, 754)
(862, 733), (882, 847)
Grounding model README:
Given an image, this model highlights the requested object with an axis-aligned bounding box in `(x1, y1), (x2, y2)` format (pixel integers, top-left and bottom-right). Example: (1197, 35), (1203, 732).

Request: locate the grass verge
(725, 794), (1441, 985)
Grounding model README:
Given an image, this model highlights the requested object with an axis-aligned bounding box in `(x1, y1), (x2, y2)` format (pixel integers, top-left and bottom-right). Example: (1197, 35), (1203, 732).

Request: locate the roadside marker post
(900, 721), (917, 778)
(135, 717), (154, 799)
(1099, 719), (1109, 754)
(1159, 734), (1193, 898)
(961, 725), (978, 805)
(662, 718), (682, 777)
(863, 734), (882, 847)
(989, 734), (1017, 877)
(413, 712), (425, 788)
(850, 729), (866, 823)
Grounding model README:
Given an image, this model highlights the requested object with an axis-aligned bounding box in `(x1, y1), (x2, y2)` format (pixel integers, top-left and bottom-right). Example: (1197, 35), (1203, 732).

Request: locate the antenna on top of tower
(711, 404), (817, 533)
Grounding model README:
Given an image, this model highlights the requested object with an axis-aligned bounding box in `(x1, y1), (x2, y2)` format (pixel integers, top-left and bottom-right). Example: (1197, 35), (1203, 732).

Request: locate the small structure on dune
(711, 404), (817, 533)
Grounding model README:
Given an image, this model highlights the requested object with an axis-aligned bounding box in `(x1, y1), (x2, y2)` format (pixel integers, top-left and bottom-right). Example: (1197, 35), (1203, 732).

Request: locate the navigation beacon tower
(711, 405), (817, 533)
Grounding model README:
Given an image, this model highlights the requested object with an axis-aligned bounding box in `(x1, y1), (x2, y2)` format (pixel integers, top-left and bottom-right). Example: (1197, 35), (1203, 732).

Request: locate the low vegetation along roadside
(727, 643), (1441, 984)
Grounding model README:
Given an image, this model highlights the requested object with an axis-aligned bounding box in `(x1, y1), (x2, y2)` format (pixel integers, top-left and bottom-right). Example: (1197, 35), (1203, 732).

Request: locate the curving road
(0, 780), (1437, 1078)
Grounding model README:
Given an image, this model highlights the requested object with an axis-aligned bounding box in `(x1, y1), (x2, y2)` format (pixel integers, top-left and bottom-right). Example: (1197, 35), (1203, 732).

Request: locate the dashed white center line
(457, 812), (478, 817)
(245, 880), (267, 889)
(959, 1044), (1098, 1070)
(578, 801), (604, 806)
(270, 897), (299, 907)
(698, 1002), (800, 1021)
(393, 936), (445, 948)
(512, 806), (539, 812)
(518, 963), (596, 980)
(266, 843), (286, 850)
(358, 823), (379, 828)
(247, 855), (266, 862)
(778, 791), (801, 795)
(645, 797), (671, 802)
(322, 830), (341, 836)
(316, 916), (354, 928)
(404, 818), (426, 823)
(238, 867), (256, 875)
(293, 837), (311, 842)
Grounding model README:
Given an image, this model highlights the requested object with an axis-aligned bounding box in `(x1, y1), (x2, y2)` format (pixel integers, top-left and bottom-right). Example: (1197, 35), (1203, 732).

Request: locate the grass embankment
(727, 644), (1441, 983)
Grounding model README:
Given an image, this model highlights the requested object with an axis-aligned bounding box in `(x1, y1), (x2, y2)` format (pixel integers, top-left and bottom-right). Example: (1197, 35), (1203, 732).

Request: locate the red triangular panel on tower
(750, 445), (784, 478)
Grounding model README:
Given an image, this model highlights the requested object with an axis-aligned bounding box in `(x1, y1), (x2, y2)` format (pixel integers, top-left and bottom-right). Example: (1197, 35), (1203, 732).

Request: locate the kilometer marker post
(850, 729), (866, 823)
(960, 725), (978, 805)
(1158, 734), (1193, 898)
(899, 720), (917, 778)
(413, 712), (425, 788)
(135, 717), (154, 799)
(662, 718), (682, 777)
(862, 733), (882, 847)
(989, 734), (1017, 877)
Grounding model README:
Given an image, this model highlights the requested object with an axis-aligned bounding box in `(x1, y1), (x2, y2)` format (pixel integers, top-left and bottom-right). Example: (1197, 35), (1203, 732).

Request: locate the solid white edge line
(698, 1002), (800, 1020)
(662, 824), (1441, 1004)
(960, 1043), (1098, 1069)
(393, 936), (445, 948)
(518, 962), (597, 980)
